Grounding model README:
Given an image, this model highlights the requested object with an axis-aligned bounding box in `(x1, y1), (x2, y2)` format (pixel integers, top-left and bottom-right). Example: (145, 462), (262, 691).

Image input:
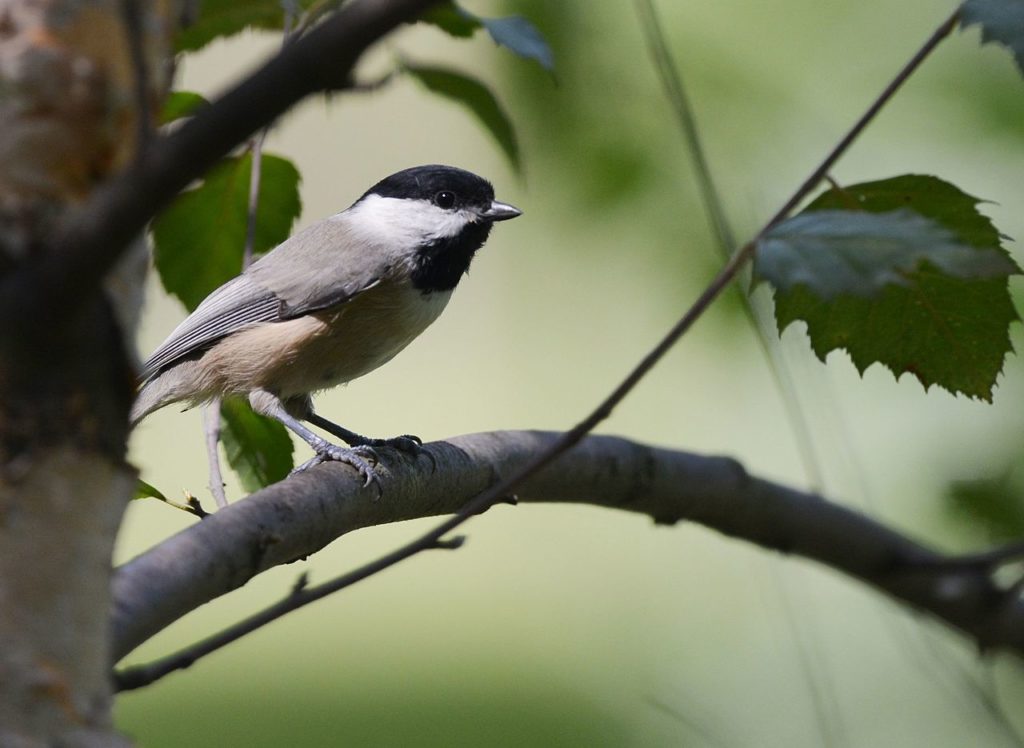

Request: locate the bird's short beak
(480, 200), (522, 222)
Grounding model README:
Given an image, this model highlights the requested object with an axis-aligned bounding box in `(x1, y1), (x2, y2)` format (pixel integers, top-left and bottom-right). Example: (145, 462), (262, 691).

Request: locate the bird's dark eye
(433, 190), (457, 209)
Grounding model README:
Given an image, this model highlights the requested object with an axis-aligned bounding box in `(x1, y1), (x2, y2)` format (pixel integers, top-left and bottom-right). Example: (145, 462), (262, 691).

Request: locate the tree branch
(0, 0), (439, 327)
(112, 430), (1024, 674)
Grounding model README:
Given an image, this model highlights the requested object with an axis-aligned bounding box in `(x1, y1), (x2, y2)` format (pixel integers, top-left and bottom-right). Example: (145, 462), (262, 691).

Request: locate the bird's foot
(292, 443), (380, 488)
(347, 433), (437, 472)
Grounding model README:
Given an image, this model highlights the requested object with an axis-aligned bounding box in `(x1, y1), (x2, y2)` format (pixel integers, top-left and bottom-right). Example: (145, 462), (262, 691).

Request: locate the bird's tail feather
(129, 363), (198, 426)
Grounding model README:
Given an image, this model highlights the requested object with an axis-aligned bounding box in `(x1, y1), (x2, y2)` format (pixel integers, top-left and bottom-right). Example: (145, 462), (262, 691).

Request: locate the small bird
(132, 164), (521, 484)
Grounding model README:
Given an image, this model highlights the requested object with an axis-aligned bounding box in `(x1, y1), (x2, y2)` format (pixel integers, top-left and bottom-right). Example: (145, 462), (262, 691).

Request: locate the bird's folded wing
(140, 276), (283, 380)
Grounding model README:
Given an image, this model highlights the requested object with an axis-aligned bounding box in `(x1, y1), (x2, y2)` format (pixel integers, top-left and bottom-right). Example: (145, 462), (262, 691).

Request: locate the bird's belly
(272, 285), (452, 397)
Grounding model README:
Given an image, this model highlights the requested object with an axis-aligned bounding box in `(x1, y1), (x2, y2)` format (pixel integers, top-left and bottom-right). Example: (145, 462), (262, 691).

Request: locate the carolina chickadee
(131, 164), (521, 484)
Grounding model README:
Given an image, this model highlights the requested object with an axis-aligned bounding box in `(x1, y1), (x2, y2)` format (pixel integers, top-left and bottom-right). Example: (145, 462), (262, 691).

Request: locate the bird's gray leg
(305, 411), (422, 454)
(248, 390), (378, 487)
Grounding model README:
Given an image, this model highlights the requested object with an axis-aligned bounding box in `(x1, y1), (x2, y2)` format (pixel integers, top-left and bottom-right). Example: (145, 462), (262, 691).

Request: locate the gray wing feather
(140, 275), (281, 380)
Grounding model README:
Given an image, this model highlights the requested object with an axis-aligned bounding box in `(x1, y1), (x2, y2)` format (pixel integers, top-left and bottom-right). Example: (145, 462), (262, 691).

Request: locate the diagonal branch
(112, 430), (1024, 678)
(0, 0), (440, 327)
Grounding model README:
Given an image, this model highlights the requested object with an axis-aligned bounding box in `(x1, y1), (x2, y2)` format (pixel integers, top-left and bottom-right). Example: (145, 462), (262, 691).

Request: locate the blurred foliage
(159, 91), (209, 124)
(175, 0), (316, 52)
(421, 2), (555, 71)
(498, 2), (663, 210)
(405, 62), (521, 171)
(947, 467), (1024, 542)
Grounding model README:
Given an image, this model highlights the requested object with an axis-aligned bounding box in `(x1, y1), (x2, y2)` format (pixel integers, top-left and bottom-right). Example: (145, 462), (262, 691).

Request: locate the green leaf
(176, 0), (316, 53)
(159, 91), (209, 124)
(405, 64), (521, 172)
(763, 175), (1021, 400)
(151, 153), (302, 311)
(420, 3), (479, 37)
(947, 473), (1024, 541)
(220, 398), (295, 493)
(757, 209), (1016, 298)
(419, 2), (554, 72)
(961, 0), (1024, 75)
(134, 479), (169, 501)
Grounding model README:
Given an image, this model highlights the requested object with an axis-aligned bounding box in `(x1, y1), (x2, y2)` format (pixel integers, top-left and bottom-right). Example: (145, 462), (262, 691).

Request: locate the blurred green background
(117, 1), (1024, 745)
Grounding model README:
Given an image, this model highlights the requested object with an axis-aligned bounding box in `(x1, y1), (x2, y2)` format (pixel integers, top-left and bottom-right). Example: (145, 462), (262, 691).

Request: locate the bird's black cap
(361, 164), (496, 210)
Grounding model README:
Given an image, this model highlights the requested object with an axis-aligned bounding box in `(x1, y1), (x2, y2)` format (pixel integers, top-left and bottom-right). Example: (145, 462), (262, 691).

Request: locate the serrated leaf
(220, 398), (294, 492)
(961, 0), (1024, 75)
(419, 2), (554, 72)
(134, 479), (169, 501)
(757, 209), (1016, 298)
(152, 153), (302, 311)
(405, 64), (520, 172)
(775, 274), (1017, 399)
(764, 174), (1021, 400)
(176, 0), (316, 53)
(160, 91), (209, 124)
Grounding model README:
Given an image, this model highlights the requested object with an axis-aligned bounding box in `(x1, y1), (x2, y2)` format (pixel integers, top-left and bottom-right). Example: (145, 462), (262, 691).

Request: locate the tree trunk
(0, 0), (173, 742)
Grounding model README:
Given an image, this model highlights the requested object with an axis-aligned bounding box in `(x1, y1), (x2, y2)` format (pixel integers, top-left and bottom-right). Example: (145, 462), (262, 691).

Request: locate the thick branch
(112, 430), (1024, 664)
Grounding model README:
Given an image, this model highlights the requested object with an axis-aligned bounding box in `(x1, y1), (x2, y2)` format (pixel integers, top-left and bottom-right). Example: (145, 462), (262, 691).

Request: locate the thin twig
(114, 533), (463, 690)
(634, 0), (828, 495)
(207, 0), (297, 505)
(120, 0), (153, 159)
(242, 0), (296, 268)
(203, 397), (228, 508)
(242, 134), (267, 270)
(633, 0), (735, 250)
(110, 9), (963, 689)
(635, 3), (843, 743)
(150, 490), (209, 519)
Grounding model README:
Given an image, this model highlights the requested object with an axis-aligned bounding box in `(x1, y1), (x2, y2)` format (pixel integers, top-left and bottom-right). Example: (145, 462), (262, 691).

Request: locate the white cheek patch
(347, 195), (476, 248)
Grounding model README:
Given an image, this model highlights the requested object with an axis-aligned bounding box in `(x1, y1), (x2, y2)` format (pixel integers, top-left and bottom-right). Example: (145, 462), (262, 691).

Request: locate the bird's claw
(344, 432), (435, 469)
(363, 434), (437, 471)
(292, 444), (380, 488)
